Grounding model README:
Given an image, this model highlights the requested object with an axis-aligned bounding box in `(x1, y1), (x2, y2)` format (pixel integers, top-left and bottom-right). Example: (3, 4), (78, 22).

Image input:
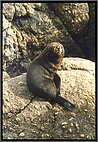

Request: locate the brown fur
(26, 42), (75, 111)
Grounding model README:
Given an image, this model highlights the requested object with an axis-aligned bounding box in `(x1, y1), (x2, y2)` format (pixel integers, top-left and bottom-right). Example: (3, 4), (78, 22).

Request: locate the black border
(1, 1), (97, 141)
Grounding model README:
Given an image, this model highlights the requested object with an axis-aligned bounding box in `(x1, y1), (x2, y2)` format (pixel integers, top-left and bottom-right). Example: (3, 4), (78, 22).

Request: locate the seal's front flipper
(56, 96), (75, 111)
(53, 73), (61, 95)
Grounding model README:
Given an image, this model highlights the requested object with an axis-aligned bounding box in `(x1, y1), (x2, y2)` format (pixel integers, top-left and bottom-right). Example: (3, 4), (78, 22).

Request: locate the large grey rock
(2, 3), (95, 79)
(3, 3), (15, 21)
(3, 58), (95, 140)
(3, 72), (10, 81)
(50, 3), (95, 62)
(76, 3), (95, 61)
(50, 3), (89, 35)
(3, 3), (86, 77)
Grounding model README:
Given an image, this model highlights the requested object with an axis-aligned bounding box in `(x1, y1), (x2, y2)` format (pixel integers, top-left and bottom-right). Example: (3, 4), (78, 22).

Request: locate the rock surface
(50, 3), (95, 61)
(2, 3), (95, 78)
(50, 3), (89, 35)
(3, 58), (95, 140)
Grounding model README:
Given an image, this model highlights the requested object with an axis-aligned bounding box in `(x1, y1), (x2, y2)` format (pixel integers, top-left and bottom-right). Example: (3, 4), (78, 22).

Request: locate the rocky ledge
(3, 58), (95, 140)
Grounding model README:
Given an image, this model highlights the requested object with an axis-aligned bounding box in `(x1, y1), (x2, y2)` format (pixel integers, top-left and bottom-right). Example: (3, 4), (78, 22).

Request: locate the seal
(26, 42), (75, 111)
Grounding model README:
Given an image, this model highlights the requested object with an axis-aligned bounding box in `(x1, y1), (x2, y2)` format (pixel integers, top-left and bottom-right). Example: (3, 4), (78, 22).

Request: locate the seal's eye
(57, 46), (59, 49)
(48, 45), (59, 55)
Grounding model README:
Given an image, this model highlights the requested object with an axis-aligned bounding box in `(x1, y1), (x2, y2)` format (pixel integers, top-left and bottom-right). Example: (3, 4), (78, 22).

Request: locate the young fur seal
(26, 42), (75, 111)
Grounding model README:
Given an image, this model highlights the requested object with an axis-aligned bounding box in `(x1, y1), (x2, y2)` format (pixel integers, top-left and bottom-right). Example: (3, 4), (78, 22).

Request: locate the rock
(50, 3), (95, 62)
(60, 57), (95, 75)
(19, 132), (25, 137)
(3, 3), (15, 21)
(3, 72), (10, 81)
(3, 58), (95, 140)
(50, 3), (89, 35)
(2, 24), (29, 77)
(3, 15), (11, 30)
(3, 3), (95, 78)
(80, 134), (85, 137)
(58, 58), (95, 109)
(15, 3), (27, 17)
(76, 3), (95, 61)
(13, 3), (84, 59)
(22, 3), (41, 17)
(3, 3), (86, 77)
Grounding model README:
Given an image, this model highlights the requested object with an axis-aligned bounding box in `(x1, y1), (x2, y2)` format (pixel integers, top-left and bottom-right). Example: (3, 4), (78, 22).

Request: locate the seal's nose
(59, 45), (63, 54)
(56, 45), (63, 54)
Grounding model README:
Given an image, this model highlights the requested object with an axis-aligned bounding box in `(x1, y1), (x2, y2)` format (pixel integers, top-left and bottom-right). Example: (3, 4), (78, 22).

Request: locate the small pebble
(41, 126), (44, 131)
(37, 111), (40, 116)
(18, 81), (24, 86)
(75, 122), (79, 130)
(55, 112), (59, 115)
(69, 117), (73, 121)
(84, 109), (87, 112)
(34, 105), (39, 110)
(6, 102), (10, 107)
(8, 137), (11, 139)
(80, 134), (85, 137)
(19, 132), (25, 137)
(80, 100), (84, 104)
(62, 122), (68, 125)
(71, 123), (73, 126)
(61, 122), (68, 128)
(42, 134), (50, 138)
(71, 112), (76, 116)
(68, 128), (72, 133)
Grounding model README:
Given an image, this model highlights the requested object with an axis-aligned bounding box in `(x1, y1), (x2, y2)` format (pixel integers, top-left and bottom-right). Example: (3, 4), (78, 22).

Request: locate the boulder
(3, 58), (95, 140)
(50, 3), (95, 61)
(3, 72), (10, 81)
(3, 3), (86, 77)
(50, 3), (89, 35)
(3, 3), (15, 21)
(2, 3), (95, 79)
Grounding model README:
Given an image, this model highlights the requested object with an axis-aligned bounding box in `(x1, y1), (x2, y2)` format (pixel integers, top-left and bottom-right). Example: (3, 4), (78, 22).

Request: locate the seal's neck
(43, 61), (57, 74)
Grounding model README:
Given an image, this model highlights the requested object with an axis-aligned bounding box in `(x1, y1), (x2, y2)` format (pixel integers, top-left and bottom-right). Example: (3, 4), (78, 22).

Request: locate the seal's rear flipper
(56, 96), (75, 111)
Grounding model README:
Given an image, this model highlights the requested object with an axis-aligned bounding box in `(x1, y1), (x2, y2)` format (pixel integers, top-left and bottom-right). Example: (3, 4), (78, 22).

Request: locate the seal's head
(43, 42), (64, 68)
(46, 42), (64, 57)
